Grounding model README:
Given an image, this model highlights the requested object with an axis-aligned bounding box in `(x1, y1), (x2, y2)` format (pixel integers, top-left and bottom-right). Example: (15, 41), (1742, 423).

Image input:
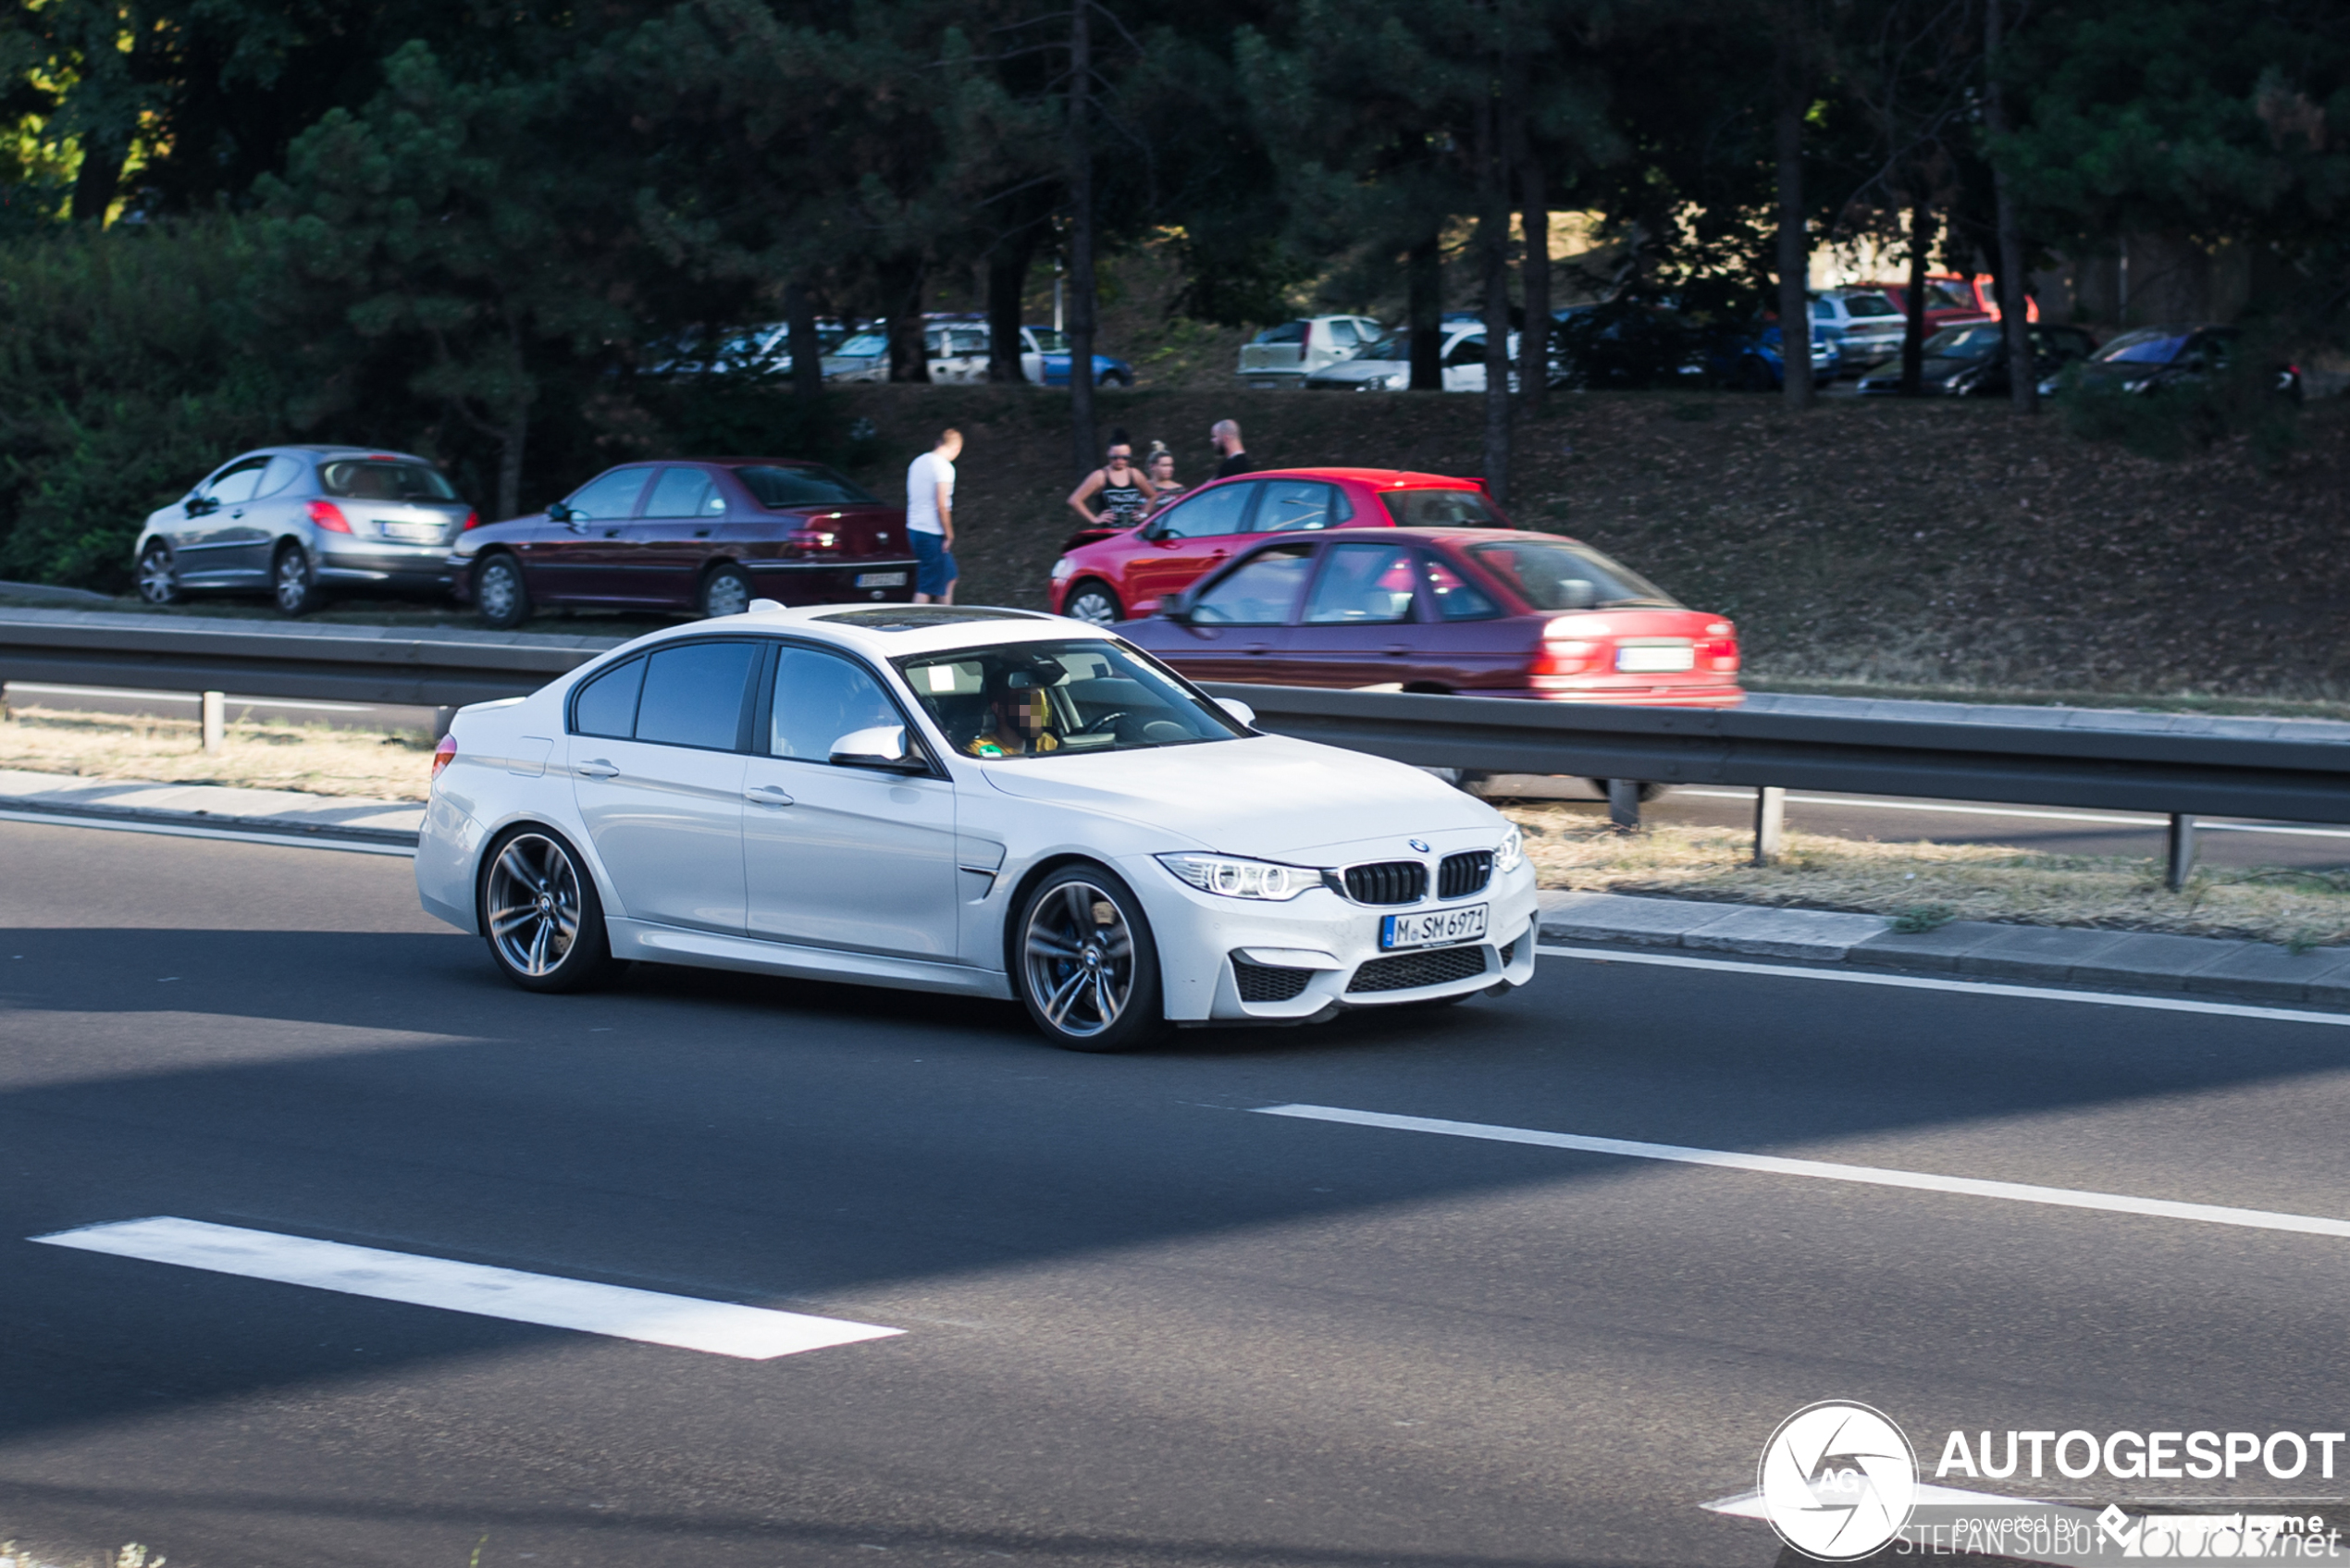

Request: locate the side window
(254, 455), (306, 498)
(770, 646), (904, 762)
(1329, 319), (1358, 348)
(1304, 543), (1419, 624)
(1155, 481), (1257, 540)
(1192, 543), (1316, 626)
(1422, 554), (1500, 621)
(204, 459), (270, 506)
(634, 641), (761, 749)
(566, 467), (653, 521)
(1443, 334), (1487, 367)
(1255, 481), (1346, 534)
(573, 657), (646, 739)
(642, 467), (722, 518)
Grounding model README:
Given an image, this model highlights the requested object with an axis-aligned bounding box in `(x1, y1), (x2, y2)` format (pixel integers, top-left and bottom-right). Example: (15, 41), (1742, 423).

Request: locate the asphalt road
(7, 819), (2350, 1568)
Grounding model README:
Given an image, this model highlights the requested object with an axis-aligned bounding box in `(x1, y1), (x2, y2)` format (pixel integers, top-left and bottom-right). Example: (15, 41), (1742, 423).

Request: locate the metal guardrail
(5, 609), (2344, 888)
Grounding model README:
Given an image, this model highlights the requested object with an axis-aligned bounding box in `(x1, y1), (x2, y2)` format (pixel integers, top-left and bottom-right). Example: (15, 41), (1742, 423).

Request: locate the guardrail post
(1753, 786), (1786, 865)
(200, 690), (225, 754)
(1606, 778), (1642, 833)
(2166, 813), (2197, 891)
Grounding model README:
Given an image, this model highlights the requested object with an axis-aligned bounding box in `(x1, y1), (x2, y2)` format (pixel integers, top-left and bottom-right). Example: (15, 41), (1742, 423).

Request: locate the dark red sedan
(448, 458), (918, 628)
(1047, 466), (1510, 625)
(1115, 526), (1742, 706)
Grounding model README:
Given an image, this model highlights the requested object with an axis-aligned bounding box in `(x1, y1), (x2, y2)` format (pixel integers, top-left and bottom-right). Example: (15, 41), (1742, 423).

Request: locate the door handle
(575, 759), (619, 778)
(1384, 644), (1412, 656)
(1243, 642), (1273, 655)
(745, 784), (795, 807)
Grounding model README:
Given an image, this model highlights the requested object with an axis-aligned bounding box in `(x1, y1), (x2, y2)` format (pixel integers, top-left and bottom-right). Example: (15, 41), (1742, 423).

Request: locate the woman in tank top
(1066, 433), (1159, 530)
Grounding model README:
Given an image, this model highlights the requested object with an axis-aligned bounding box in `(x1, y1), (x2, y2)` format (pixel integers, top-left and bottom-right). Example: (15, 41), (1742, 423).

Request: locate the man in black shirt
(1210, 419), (1256, 479)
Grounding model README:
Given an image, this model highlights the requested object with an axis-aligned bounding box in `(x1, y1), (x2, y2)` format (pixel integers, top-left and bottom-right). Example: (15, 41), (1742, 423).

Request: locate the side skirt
(607, 919), (1016, 1000)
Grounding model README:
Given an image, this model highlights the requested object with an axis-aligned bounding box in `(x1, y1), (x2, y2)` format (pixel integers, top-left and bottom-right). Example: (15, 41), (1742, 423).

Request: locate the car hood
(980, 734), (1502, 860)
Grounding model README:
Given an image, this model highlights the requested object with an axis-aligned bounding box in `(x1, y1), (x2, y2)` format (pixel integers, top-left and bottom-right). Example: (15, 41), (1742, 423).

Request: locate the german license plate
(1381, 904), (1487, 951)
(382, 523), (443, 543)
(1615, 644), (1694, 673)
(856, 571), (908, 587)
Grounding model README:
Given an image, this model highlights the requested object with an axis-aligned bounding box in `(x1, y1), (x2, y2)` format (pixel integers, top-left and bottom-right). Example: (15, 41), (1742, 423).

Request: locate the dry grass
(1505, 801), (2350, 949)
(0, 705), (432, 800)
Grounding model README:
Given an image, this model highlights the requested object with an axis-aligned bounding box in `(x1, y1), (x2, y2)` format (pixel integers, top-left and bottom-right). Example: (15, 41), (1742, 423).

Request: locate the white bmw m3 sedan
(415, 603), (1540, 1051)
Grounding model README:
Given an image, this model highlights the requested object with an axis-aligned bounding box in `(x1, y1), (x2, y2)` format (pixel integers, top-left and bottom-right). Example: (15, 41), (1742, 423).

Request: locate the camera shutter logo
(1758, 1401), (1920, 1561)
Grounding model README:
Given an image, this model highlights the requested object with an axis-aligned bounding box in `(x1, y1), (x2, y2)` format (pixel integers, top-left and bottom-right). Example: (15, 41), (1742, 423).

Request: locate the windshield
(897, 639), (1245, 760)
(834, 334), (886, 357)
(1924, 324), (2005, 359)
(1841, 293), (1900, 321)
(1028, 327), (1069, 353)
(1380, 488), (1510, 527)
(2096, 328), (2191, 365)
(1359, 332), (1409, 361)
(732, 464), (879, 508)
(319, 460), (458, 501)
(1466, 539), (1677, 611)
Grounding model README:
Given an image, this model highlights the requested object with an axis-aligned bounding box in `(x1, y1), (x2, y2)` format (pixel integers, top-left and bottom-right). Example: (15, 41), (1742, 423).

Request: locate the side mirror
(1559, 578), (1597, 611)
(829, 724), (923, 772)
(546, 501), (576, 525)
(1160, 588), (1194, 623)
(184, 495), (217, 517)
(1216, 697), (1256, 728)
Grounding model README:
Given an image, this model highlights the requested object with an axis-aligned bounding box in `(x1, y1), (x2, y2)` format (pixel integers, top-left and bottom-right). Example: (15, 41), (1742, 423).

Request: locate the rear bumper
(315, 544), (458, 592)
(1497, 684), (1746, 708)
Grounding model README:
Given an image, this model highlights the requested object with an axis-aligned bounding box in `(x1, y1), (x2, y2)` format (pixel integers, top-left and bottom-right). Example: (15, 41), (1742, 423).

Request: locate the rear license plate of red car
(856, 572), (908, 587)
(1615, 645), (1695, 673)
(1381, 904), (1487, 951)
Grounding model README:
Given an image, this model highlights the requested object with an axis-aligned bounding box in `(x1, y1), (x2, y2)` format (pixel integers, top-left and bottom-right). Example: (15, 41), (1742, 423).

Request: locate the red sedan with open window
(1114, 526), (1741, 707)
(1047, 466), (1514, 624)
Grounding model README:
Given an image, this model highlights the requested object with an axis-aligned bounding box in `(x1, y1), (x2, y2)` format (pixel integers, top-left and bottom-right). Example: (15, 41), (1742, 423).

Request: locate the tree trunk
(1984, 0), (2037, 414)
(71, 137), (128, 223)
(1407, 233), (1442, 391)
(1775, 9), (1813, 412)
(1519, 156), (1551, 417)
(1899, 194), (1933, 396)
(881, 256), (930, 383)
(987, 229), (1037, 383)
(496, 407), (527, 523)
(1067, 0), (1098, 475)
(785, 280), (822, 402)
(1477, 93), (1513, 501)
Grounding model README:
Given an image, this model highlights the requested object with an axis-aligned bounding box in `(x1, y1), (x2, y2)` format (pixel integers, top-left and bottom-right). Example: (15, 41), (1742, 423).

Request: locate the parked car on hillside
(821, 331), (892, 383)
(1023, 327), (1134, 388)
(1810, 290), (1907, 373)
(1047, 467), (1513, 625)
(449, 459), (918, 628)
(1118, 526), (1740, 707)
(1302, 324), (1516, 392)
(1853, 322), (2097, 397)
(1868, 276), (1993, 335)
(2040, 325), (2303, 401)
(1237, 316), (1387, 389)
(135, 446), (477, 616)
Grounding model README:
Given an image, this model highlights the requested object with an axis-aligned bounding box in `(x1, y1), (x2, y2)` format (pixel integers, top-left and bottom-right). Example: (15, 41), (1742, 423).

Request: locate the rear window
(320, 460), (457, 501)
(1380, 488), (1509, 527)
(1254, 322), (1306, 345)
(1840, 293), (1900, 320)
(733, 464), (879, 508)
(2096, 328), (2192, 365)
(833, 334), (886, 357)
(1466, 540), (1677, 611)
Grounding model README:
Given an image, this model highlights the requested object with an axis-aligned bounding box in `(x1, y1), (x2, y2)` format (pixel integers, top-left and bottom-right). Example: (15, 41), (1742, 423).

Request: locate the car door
(1284, 539), (1426, 688)
(627, 465), (731, 607)
(225, 452), (312, 577)
(1441, 330), (1488, 392)
(1164, 541), (1314, 682)
(538, 465), (655, 602)
(741, 643), (959, 958)
(1121, 480), (1260, 614)
(566, 640), (760, 933)
(172, 456), (273, 586)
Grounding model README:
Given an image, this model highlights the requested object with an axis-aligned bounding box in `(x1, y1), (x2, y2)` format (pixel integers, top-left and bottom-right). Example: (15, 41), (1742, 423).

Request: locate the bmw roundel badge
(1408, 839), (1431, 854)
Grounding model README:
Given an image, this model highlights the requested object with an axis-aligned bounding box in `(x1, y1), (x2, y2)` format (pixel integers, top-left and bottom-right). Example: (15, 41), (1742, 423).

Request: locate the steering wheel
(1072, 710), (1128, 737)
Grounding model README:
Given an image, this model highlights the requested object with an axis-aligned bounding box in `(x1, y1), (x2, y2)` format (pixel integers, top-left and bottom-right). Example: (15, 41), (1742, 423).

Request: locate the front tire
(273, 542), (321, 616)
(1014, 864), (1167, 1052)
(478, 827), (615, 994)
(137, 541), (181, 606)
(699, 562), (753, 618)
(1063, 580), (1122, 624)
(475, 554), (532, 629)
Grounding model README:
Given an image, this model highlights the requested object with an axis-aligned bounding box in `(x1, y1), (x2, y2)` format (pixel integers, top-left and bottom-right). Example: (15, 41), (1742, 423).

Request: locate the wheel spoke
(1092, 970), (1122, 1025)
(488, 905), (536, 937)
(1042, 968), (1088, 1027)
(526, 917), (553, 974)
(1026, 931), (1081, 960)
(1062, 883), (1095, 932)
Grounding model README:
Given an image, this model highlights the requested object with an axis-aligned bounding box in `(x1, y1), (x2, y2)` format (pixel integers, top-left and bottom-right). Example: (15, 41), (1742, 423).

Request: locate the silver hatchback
(133, 446), (478, 615)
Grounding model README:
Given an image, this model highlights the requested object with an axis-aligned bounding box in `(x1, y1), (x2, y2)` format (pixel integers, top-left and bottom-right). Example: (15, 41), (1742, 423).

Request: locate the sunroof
(816, 606), (1047, 632)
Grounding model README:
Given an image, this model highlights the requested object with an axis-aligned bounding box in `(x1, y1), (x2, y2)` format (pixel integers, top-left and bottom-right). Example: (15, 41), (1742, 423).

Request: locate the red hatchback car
(1114, 526), (1742, 706)
(1048, 466), (1513, 624)
(450, 458), (919, 628)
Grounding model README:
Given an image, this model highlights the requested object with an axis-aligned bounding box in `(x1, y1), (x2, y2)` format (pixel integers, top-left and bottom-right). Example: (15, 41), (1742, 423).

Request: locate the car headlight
(1050, 556), (1074, 582)
(1493, 823), (1524, 873)
(1157, 852), (1317, 901)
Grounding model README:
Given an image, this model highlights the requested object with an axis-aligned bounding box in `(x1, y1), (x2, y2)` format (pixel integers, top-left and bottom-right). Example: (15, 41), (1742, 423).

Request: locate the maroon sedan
(448, 458), (918, 628)
(1116, 526), (1742, 706)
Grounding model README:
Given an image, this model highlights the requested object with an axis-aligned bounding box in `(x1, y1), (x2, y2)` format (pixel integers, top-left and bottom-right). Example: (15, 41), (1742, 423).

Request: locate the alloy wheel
(1020, 880), (1135, 1041)
(702, 565), (752, 618)
(137, 545), (179, 605)
(1065, 586), (1119, 624)
(476, 557), (527, 627)
(274, 546), (315, 615)
(485, 833), (583, 979)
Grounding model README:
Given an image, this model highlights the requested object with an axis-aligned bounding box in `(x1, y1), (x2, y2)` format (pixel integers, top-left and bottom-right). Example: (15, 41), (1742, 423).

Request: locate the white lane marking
(32, 1217), (902, 1360)
(1704, 1481), (2064, 1521)
(7, 683), (381, 713)
(1536, 944), (2350, 1029)
(1675, 788), (2350, 840)
(0, 809), (414, 857)
(1253, 1105), (2350, 1239)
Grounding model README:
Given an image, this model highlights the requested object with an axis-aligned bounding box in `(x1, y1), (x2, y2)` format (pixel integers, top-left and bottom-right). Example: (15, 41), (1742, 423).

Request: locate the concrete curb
(0, 768), (424, 846)
(1539, 889), (2350, 1011)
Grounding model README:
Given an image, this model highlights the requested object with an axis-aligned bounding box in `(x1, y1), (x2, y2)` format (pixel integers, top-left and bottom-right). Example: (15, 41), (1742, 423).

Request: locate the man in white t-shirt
(906, 427), (962, 604)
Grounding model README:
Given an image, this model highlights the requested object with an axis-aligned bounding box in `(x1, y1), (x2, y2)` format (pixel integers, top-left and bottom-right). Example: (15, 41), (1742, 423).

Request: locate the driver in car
(966, 669), (1063, 758)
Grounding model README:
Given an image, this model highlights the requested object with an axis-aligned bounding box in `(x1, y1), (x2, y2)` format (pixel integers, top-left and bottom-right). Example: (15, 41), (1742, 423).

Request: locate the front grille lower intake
(1232, 958), (1315, 1003)
(1347, 944), (1490, 994)
(1438, 850), (1493, 899)
(1342, 860), (1428, 906)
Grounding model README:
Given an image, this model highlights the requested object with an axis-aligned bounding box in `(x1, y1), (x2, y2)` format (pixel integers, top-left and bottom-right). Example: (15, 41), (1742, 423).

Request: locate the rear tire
(478, 826), (616, 994)
(137, 541), (181, 606)
(272, 542), (321, 616)
(1013, 863), (1167, 1052)
(475, 554), (532, 629)
(699, 562), (754, 618)
(1063, 581), (1123, 624)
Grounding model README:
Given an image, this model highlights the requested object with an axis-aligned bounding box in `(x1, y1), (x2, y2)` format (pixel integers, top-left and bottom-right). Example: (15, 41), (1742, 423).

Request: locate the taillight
(307, 500), (352, 533)
(1700, 619), (1740, 673)
(431, 735), (457, 779)
(1534, 616), (1606, 688)
(462, 510), (480, 530)
(786, 528), (839, 553)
